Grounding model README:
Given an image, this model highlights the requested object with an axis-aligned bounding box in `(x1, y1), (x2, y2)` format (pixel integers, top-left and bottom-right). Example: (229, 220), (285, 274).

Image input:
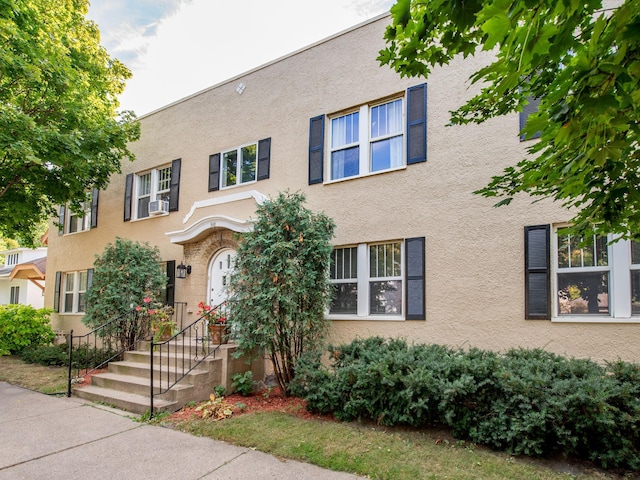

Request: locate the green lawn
(164, 410), (619, 480)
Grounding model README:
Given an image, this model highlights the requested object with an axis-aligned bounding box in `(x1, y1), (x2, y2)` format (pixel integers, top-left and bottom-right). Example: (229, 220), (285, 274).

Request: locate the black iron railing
(67, 309), (147, 396)
(67, 302), (186, 397)
(150, 301), (229, 414)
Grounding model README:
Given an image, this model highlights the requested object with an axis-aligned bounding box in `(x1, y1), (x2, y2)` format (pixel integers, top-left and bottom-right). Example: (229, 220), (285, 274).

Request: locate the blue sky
(87, 0), (394, 116)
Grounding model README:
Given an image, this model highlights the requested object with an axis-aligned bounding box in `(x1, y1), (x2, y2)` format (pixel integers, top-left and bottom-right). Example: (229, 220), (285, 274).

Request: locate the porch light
(176, 261), (191, 279)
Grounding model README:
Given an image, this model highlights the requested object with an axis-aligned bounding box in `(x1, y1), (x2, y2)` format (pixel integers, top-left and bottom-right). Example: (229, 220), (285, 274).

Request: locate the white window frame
(66, 201), (91, 234)
(135, 165), (171, 219)
(328, 241), (404, 320)
(10, 286), (19, 304)
(221, 142), (258, 189)
(552, 228), (640, 321)
(328, 97), (405, 182)
(62, 271), (88, 314)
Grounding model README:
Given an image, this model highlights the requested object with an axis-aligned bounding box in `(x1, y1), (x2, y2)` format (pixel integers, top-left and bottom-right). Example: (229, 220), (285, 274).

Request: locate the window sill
(327, 314), (405, 322)
(131, 213), (169, 221)
(220, 179), (258, 191)
(552, 316), (640, 324)
(323, 165), (406, 185)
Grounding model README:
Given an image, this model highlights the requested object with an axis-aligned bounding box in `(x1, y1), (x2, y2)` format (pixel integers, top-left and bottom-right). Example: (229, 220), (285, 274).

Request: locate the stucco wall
(46, 15), (640, 363)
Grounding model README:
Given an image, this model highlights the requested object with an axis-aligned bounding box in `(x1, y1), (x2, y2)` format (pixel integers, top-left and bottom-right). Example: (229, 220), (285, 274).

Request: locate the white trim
(167, 214), (253, 244)
(182, 190), (267, 223)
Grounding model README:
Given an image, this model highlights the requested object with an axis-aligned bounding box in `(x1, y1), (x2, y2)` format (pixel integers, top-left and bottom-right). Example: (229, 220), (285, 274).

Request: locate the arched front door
(207, 248), (236, 307)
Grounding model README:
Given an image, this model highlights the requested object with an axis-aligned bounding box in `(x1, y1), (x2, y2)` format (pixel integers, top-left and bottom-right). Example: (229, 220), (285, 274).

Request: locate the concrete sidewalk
(0, 382), (364, 479)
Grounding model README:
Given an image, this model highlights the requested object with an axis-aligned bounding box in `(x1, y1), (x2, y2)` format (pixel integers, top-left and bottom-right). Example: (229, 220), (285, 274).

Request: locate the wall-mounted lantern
(176, 261), (191, 279)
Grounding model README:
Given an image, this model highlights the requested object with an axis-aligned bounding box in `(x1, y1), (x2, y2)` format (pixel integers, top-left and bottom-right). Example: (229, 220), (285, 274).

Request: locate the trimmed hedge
(291, 337), (640, 470)
(20, 343), (119, 370)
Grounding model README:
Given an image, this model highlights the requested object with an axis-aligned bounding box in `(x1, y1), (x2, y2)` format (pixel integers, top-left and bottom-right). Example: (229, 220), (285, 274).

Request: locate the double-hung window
(308, 83), (427, 185)
(124, 159), (181, 222)
(556, 228), (610, 315)
(527, 225), (640, 320)
(329, 238), (425, 319)
(222, 143), (257, 188)
(369, 242), (403, 315)
(9, 286), (19, 304)
(136, 165), (171, 219)
(329, 247), (358, 314)
(631, 242), (640, 314)
(330, 98), (404, 181)
(63, 271), (88, 313)
(67, 201), (91, 234)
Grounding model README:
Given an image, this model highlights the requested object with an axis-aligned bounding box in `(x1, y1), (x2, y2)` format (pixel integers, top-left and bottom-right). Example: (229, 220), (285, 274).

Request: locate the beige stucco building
(46, 14), (640, 364)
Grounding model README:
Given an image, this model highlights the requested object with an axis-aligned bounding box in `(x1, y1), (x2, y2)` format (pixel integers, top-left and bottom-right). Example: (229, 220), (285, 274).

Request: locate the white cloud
(88, 0), (393, 115)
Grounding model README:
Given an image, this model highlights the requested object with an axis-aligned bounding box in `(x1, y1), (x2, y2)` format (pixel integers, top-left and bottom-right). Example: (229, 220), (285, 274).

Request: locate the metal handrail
(67, 309), (147, 396)
(150, 301), (229, 415)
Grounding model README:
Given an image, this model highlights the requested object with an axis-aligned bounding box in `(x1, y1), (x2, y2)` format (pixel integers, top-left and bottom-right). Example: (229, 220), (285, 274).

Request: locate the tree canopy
(379, 0), (640, 239)
(0, 0), (140, 245)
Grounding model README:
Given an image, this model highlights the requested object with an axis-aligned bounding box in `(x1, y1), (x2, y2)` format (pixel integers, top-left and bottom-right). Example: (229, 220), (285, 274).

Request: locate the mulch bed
(167, 386), (333, 422)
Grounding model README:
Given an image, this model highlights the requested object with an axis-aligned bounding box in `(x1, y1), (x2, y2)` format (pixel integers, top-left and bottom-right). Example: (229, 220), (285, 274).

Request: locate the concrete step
(90, 371), (195, 398)
(74, 385), (177, 414)
(108, 359), (214, 380)
(123, 350), (219, 369)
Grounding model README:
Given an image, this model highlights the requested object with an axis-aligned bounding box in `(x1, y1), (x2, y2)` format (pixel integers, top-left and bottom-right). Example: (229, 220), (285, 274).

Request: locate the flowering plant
(137, 296), (175, 340)
(197, 301), (227, 325)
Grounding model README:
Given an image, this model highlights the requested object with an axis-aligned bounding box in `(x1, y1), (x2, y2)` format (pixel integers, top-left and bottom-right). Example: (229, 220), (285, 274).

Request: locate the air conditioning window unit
(148, 200), (169, 216)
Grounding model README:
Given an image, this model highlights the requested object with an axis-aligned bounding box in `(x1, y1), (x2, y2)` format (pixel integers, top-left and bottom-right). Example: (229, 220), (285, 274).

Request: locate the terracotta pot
(208, 324), (229, 344)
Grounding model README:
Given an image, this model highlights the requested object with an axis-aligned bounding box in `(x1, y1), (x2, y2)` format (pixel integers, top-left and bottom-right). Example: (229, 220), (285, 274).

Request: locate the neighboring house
(0, 247), (47, 308)
(45, 14), (640, 364)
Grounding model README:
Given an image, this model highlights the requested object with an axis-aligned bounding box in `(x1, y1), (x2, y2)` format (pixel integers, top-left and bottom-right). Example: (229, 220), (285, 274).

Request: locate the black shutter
(58, 205), (65, 235)
(54, 271), (61, 312)
(520, 96), (541, 141)
(406, 83), (427, 165)
(308, 115), (325, 184)
(405, 237), (426, 320)
(90, 189), (99, 229)
(169, 158), (181, 212)
(166, 260), (175, 306)
(525, 225), (551, 319)
(209, 153), (220, 192)
(124, 173), (133, 221)
(257, 137), (271, 181)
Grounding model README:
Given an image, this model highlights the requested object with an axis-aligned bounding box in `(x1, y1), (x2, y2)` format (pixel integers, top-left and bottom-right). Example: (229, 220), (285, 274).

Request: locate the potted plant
(137, 297), (176, 343)
(198, 301), (229, 344)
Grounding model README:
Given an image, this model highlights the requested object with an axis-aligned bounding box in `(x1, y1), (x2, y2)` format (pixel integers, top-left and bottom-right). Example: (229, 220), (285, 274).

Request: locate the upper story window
(67, 201), (91, 234)
(330, 99), (404, 180)
(308, 84), (427, 185)
(58, 189), (99, 235)
(124, 159), (181, 222)
(222, 143), (257, 188)
(136, 165), (171, 219)
(208, 138), (271, 192)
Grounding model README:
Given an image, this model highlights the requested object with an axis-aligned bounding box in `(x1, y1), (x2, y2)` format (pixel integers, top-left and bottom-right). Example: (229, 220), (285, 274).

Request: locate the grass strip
(167, 411), (601, 480)
(0, 355), (68, 394)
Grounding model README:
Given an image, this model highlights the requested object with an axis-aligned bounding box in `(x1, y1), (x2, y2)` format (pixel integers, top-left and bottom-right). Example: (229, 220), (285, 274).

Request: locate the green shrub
(293, 337), (640, 471)
(20, 344), (68, 366)
(0, 305), (55, 355)
(231, 371), (254, 396)
(20, 343), (120, 370)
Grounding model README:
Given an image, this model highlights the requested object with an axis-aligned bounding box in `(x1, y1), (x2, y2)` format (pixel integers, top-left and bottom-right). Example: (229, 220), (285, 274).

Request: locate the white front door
(207, 248), (236, 307)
